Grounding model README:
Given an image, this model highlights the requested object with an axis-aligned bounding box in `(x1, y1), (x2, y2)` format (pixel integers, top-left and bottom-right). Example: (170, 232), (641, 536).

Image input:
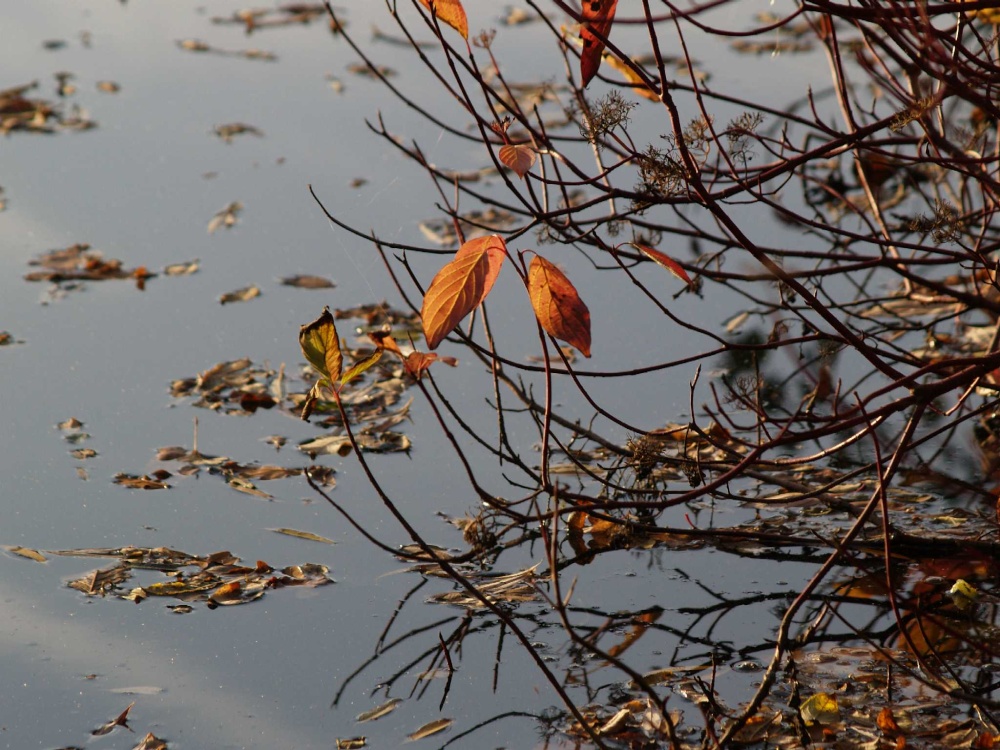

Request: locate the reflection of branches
(313, 0), (1000, 744)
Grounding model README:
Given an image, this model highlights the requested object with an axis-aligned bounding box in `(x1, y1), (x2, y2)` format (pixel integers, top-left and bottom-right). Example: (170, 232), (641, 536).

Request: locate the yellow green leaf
(800, 692), (840, 726)
(340, 348), (383, 387)
(299, 307), (343, 382)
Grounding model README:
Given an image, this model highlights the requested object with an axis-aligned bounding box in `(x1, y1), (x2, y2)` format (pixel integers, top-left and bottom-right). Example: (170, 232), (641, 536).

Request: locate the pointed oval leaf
(454, 235), (506, 304)
(499, 144), (536, 179)
(421, 250), (489, 350)
(299, 307), (343, 382)
(633, 244), (692, 286)
(356, 698), (401, 723)
(418, 0), (468, 39)
(407, 718), (454, 741)
(528, 255), (592, 358)
(340, 348), (383, 388)
(580, 0), (619, 87)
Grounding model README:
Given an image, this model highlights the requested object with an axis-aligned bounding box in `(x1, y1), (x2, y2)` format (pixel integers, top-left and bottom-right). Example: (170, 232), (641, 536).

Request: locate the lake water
(1, 2), (947, 748)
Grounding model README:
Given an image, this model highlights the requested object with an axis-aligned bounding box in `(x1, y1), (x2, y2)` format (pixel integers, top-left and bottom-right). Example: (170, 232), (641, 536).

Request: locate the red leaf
(633, 244), (692, 286)
(499, 144), (536, 179)
(418, 0), (468, 39)
(528, 255), (592, 358)
(455, 234), (506, 303)
(422, 249), (490, 349)
(580, 0), (619, 87)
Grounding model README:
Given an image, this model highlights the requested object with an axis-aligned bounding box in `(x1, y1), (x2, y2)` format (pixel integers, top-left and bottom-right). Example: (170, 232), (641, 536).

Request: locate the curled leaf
(299, 307), (343, 382)
(632, 244), (692, 286)
(528, 255), (592, 357)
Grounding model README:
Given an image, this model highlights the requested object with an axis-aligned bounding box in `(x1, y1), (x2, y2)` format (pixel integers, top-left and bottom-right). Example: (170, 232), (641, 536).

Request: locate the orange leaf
(877, 707), (901, 736)
(633, 244), (693, 286)
(422, 249), (490, 349)
(528, 255), (592, 358)
(499, 144), (536, 178)
(580, 0), (619, 87)
(369, 329), (404, 356)
(418, 0), (468, 39)
(404, 351), (455, 379)
(455, 234), (506, 303)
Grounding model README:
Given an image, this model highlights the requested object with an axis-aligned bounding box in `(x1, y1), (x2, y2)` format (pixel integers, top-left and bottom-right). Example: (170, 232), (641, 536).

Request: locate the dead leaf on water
(114, 473), (170, 490)
(133, 732), (168, 750)
(219, 284), (261, 305)
(70, 447), (97, 459)
(281, 274), (335, 289)
(227, 476), (273, 500)
(57, 417), (84, 430)
(163, 260), (199, 276)
(336, 738), (367, 750)
(7, 546), (47, 563)
(407, 718), (453, 741)
(109, 686), (164, 695)
(356, 698), (401, 723)
(92, 701), (134, 736)
(96, 81), (120, 93)
(272, 528), (335, 544)
(213, 123), (263, 143)
(207, 201), (243, 233)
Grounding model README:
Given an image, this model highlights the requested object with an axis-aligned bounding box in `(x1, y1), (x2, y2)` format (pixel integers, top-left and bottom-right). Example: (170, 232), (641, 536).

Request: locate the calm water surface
(1, 2), (829, 748)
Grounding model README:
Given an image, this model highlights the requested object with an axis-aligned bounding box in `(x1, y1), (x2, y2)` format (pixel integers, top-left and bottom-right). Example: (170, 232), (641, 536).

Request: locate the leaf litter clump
(54, 546), (331, 610)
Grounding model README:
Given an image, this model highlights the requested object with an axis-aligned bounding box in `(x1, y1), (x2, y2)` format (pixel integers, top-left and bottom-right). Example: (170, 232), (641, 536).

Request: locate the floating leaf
(800, 692), (840, 726)
(272, 528), (335, 545)
(417, 0), (468, 39)
(213, 123), (263, 143)
(114, 473), (170, 490)
(281, 274), (335, 289)
(421, 248), (490, 349)
(163, 260), (199, 276)
(299, 307), (343, 382)
(336, 738), (367, 750)
(407, 718), (453, 740)
(133, 731), (168, 750)
(219, 284), (261, 305)
(499, 143), (536, 178)
(877, 707), (901, 735)
(580, 0), (619, 87)
(92, 702), (134, 736)
(109, 686), (165, 696)
(356, 698), (402, 723)
(207, 201), (243, 233)
(528, 255), (591, 357)
(8, 546), (47, 563)
(227, 476), (273, 500)
(633, 244), (692, 286)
